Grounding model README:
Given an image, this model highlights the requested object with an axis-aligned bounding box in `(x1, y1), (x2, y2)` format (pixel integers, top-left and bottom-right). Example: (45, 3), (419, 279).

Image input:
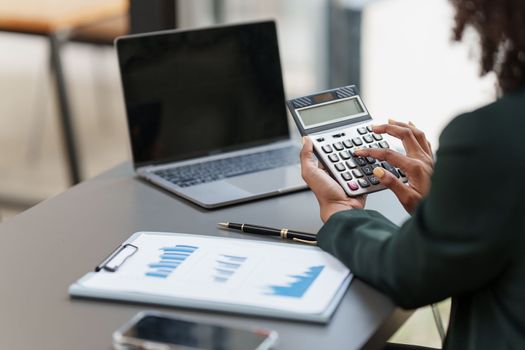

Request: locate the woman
(300, 1), (525, 349)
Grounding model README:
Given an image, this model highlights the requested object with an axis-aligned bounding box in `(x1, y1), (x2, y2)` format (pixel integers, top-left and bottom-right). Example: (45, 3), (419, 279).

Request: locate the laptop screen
(117, 21), (289, 167)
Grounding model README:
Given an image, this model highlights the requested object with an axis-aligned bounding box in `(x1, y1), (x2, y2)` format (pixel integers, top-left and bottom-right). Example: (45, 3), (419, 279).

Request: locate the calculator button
(328, 154), (339, 163)
(316, 137), (325, 142)
(352, 137), (363, 146)
(381, 162), (400, 178)
(398, 168), (407, 177)
(379, 141), (390, 149)
(368, 175), (380, 185)
(363, 135), (374, 143)
(339, 151), (351, 160)
(361, 165), (373, 176)
(358, 178), (370, 188)
(349, 148), (360, 157)
(341, 172), (353, 181)
(370, 143), (380, 148)
(372, 164), (381, 169)
(357, 127), (367, 135)
(366, 125), (373, 132)
(373, 134), (383, 141)
(335, 163), (346, 172)
(343, 140), (353, 148)
(346, 159), (357, 169)
(355, 157), (367, 166)
(348, 181), (359, 191)
(352, 169), (364, 178)
(333, 142), (344, 151)
(322, 145), (333, 153)
(366, 156), (376, 164)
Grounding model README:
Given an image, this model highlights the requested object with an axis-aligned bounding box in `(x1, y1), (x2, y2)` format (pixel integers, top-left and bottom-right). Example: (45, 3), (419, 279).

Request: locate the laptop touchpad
(227, 167), (298, 194)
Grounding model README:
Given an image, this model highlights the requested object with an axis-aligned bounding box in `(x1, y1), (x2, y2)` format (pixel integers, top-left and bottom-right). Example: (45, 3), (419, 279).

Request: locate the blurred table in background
(0, 0), (129, 188)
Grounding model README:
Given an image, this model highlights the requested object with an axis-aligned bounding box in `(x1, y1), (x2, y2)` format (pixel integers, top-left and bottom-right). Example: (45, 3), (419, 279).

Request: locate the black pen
(218, 222), (317, 245)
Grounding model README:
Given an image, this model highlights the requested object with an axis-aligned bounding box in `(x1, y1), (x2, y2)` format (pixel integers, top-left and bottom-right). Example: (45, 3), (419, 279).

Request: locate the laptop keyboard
(153, 146), (300, 188)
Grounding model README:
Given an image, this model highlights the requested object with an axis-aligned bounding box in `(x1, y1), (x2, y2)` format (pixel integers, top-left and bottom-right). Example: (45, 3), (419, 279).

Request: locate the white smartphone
(113, 311), (278, 350)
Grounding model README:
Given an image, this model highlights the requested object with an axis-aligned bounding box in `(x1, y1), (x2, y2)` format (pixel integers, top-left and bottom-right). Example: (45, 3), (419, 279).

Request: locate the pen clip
(95, 244), (138, 272)
(292, 238), (318, 245)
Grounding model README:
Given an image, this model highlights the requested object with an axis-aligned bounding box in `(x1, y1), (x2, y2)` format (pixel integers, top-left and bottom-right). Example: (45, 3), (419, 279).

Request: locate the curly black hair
(450, 0), (525, 94)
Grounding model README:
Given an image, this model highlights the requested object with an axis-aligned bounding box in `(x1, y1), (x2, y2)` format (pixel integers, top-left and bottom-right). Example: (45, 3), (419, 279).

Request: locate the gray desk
(0, 162), (411, 349)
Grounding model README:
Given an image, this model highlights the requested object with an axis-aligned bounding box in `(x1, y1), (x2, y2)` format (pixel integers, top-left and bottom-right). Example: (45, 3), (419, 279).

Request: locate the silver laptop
(116, 21), (306, 208)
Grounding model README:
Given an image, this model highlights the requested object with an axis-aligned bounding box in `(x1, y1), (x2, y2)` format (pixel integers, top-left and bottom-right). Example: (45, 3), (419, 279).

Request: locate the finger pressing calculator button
(366, 156), (376, 164)
(373, 134), (383, 141)
(381, 161), (400, 178)
(368, 175), (380, 185)
(333, 142), (344, 151)
(352, 137), (363, 146)
(335, 163), (346, 172)
(357, 127), (367, 135)
(339, 151), (351, 160)
(343, 140), (353, 148)
(358, 178), (370, 188)
(352, 169), (364, 178)
(366, 125), (374, 132)
(342, 172), (353, 181)
(348, 181), (359, 191)
(322, 145), (333, 153)
(362, 165), (373, 176)
(355, 157), (367, 166)
(379, 141), (390, 148)
(363, 135), (374, 143)
(328, 154), (339, 162)
(346, 159), (357, 169)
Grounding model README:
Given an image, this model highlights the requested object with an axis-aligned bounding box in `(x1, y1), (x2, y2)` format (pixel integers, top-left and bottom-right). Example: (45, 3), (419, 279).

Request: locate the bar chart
(213, 254), (247, 283)
(145, 245), (198, 279)
(266, 265), (325, 298)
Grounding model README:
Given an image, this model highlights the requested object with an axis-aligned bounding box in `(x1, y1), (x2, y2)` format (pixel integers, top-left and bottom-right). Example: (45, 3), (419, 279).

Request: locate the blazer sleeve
(317, 113), (519, 309)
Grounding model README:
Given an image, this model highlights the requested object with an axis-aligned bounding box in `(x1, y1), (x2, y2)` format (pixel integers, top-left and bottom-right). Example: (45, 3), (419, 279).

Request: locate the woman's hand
(300, 137), (366, 223)
(354, 119), (434, 214)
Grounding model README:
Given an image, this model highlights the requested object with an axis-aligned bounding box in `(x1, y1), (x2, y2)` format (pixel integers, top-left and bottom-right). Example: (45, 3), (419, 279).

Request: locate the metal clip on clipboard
(95, 244), (138, 272)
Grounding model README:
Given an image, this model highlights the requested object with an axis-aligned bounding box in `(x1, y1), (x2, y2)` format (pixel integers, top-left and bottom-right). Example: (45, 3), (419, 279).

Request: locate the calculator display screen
(298, 97), (365, 129)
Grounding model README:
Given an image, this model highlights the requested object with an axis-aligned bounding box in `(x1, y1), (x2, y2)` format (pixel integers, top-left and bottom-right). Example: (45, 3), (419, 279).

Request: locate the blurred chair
(0, 0), (128, 213)
(0, 0), (129, 187)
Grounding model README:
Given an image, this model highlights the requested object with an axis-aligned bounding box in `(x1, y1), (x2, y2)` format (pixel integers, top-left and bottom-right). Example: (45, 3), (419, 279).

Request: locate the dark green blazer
(318, 88), (525, 350)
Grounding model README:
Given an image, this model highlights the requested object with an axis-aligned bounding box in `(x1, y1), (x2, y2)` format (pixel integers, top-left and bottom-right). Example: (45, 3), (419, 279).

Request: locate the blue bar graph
(161, 247), (196, 253)
(212, 254), (247, 283)
(145, 245), (198, 279)
(266, 265), (325, 298)
(160, 255), (187, 261)
(221, 255), (247, 262)
(145, 272), (169, 278)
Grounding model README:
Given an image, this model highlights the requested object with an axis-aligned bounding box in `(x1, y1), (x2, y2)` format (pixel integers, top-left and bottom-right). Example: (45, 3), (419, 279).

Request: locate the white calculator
(287, 85), (407, 196)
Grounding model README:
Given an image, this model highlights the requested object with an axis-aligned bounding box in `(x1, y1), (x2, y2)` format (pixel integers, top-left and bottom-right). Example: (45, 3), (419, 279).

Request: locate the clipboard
(69, 232), (353, 323)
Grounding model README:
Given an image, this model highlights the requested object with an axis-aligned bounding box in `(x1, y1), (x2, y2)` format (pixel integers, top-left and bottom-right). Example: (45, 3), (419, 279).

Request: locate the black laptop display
(117, 21), (289, 167)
